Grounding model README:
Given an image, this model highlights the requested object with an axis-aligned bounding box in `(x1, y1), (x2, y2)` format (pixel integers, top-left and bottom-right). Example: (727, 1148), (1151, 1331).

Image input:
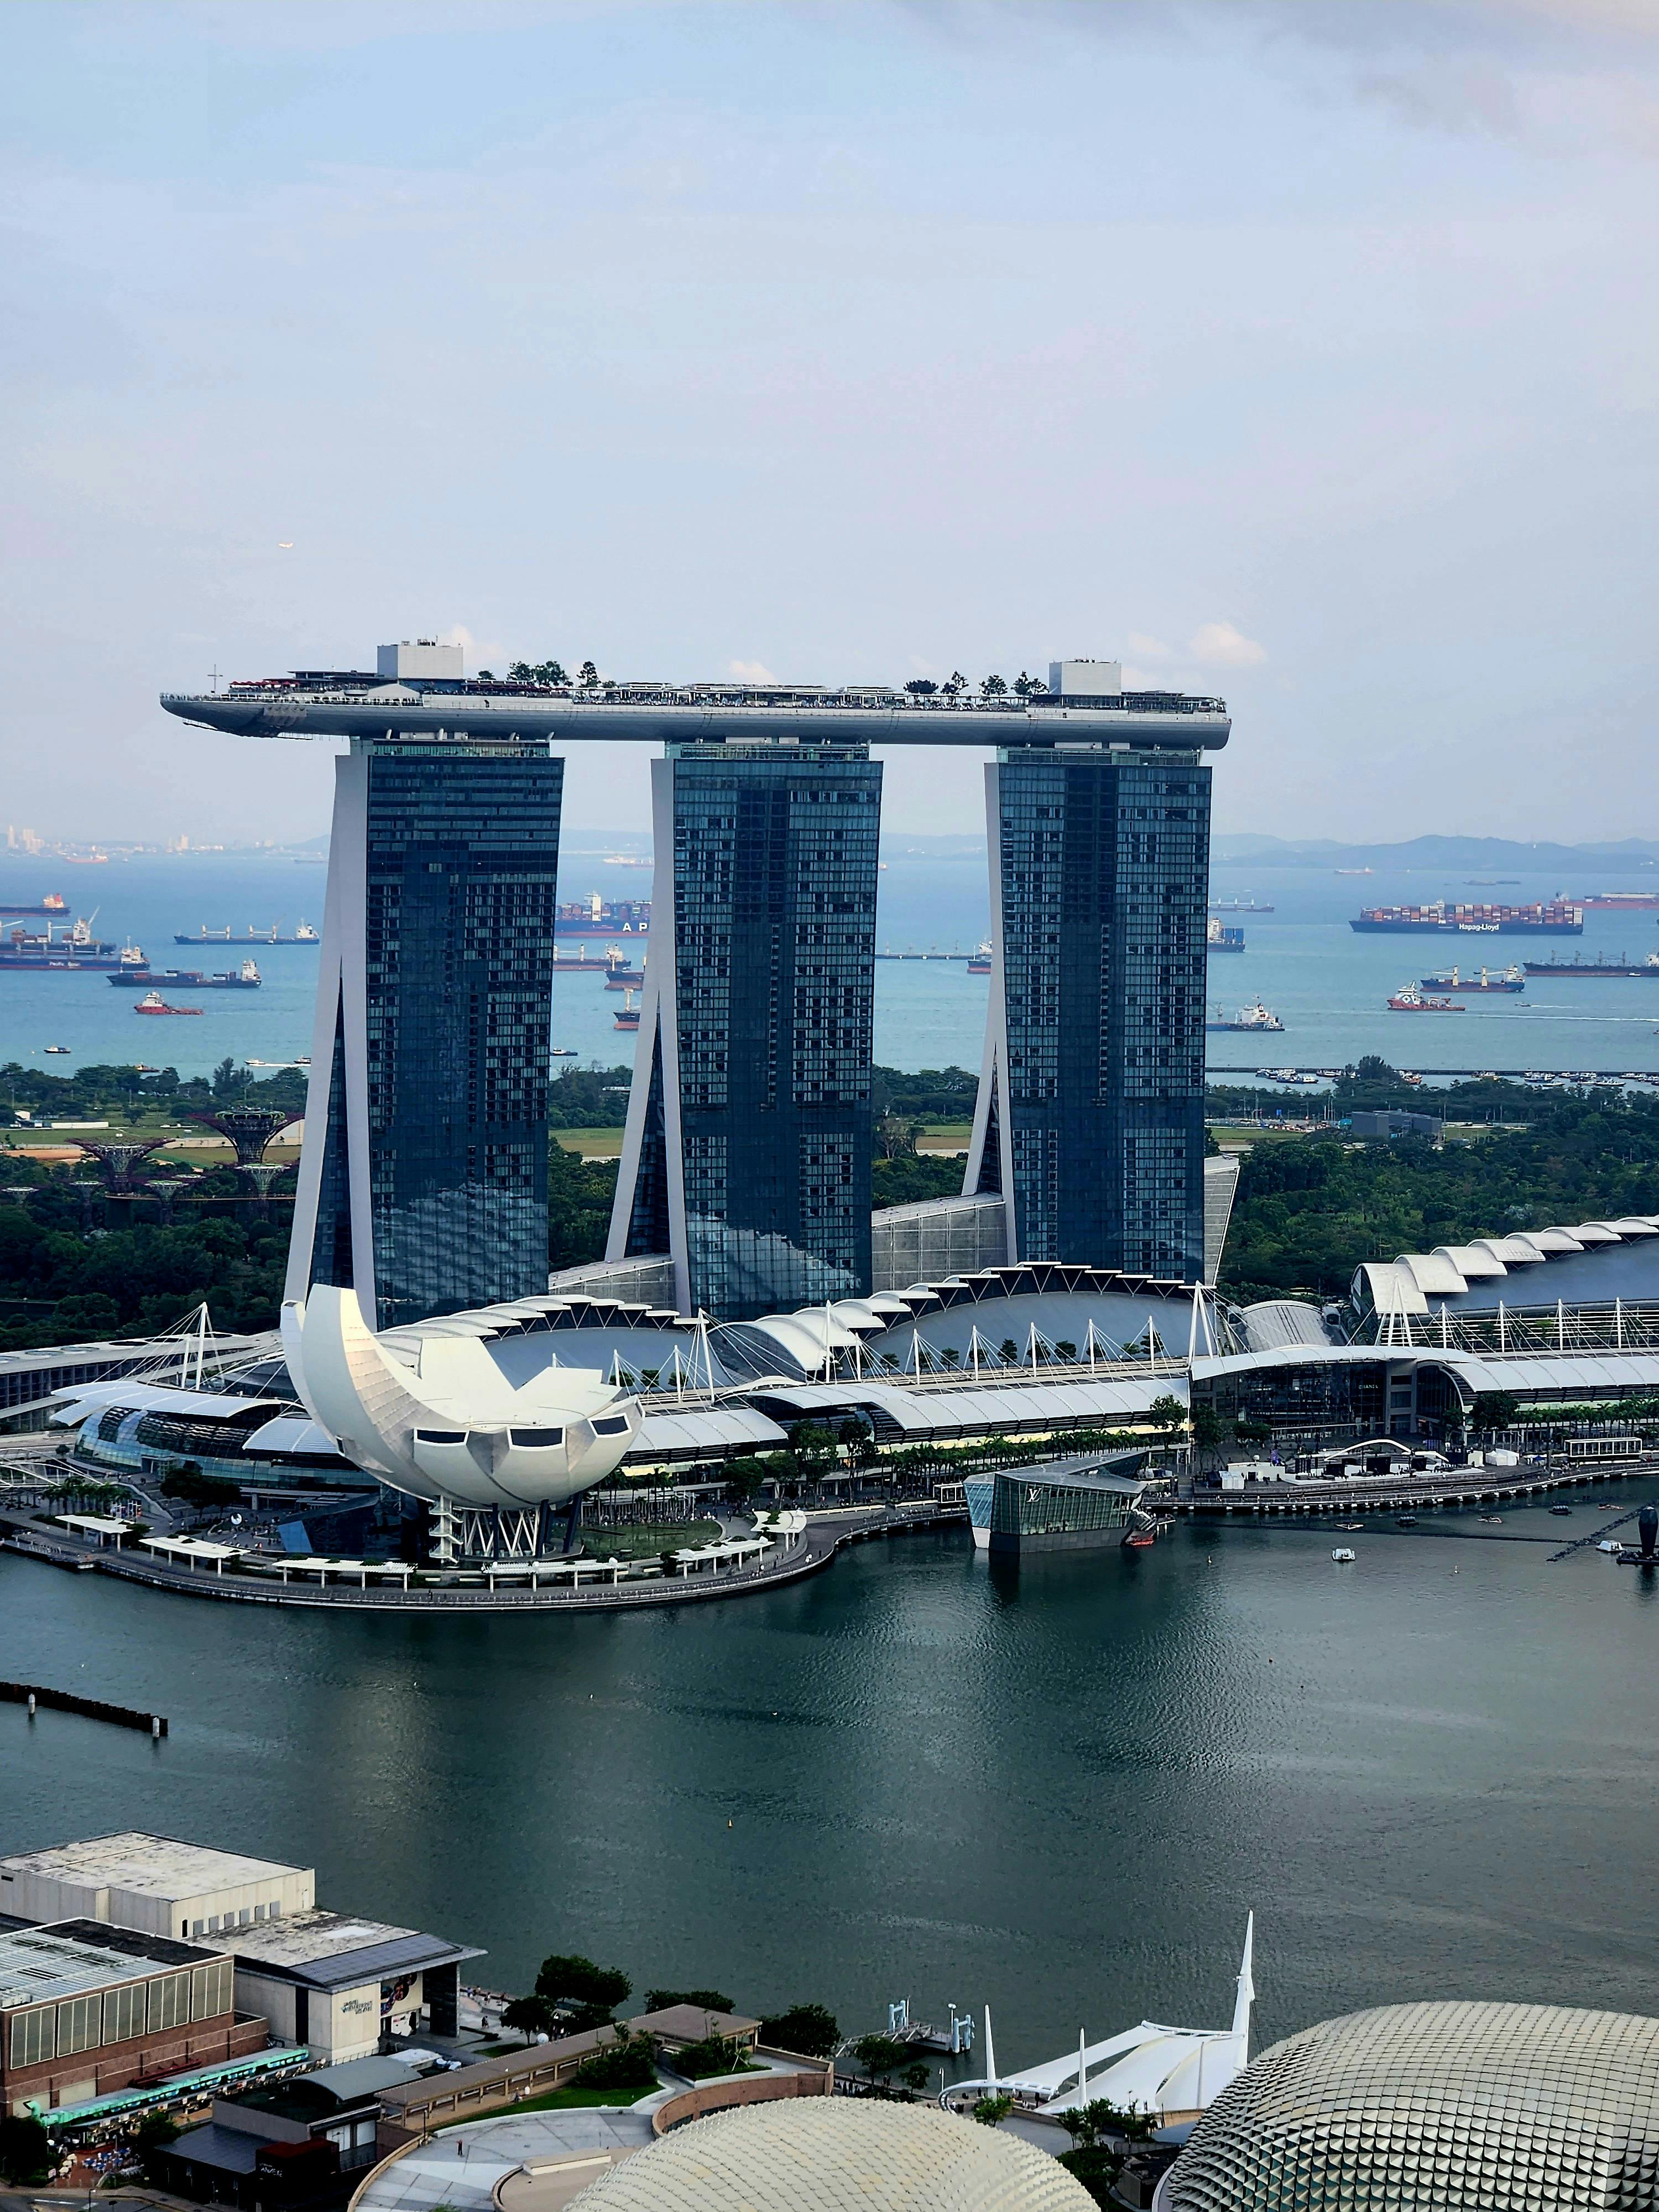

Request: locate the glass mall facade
(968, 748), (1211, 1280)
(293, 734), (563, 1329)
(612, 742), (881, 1320)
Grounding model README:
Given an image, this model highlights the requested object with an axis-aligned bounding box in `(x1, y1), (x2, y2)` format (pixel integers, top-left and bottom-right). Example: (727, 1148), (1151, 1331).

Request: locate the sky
(2, 0), (1656, 846)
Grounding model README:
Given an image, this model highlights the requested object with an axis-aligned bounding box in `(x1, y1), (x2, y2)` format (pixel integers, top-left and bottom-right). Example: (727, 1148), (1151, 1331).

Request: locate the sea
(7, 1483), (1659, 2063)
(2, 848), (1658, 1086)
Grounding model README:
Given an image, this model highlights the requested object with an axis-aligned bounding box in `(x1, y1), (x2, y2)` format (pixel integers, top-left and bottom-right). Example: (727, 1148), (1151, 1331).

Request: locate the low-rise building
(0, 1919), (266, 2120)
(0, 1832), (315, 1940)
(153, 2054), (412, 2208)
(215, 1912), (481, 2061)
(0, 1835), (479, 2067)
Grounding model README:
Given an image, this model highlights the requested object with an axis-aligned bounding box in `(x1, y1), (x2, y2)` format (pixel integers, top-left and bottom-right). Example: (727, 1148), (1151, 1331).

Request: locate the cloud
(728, 656), (778, 683)
(440, 623), (509, 672)
(1188, 621), (1267, 670)
(1125, 630), (1173, 662)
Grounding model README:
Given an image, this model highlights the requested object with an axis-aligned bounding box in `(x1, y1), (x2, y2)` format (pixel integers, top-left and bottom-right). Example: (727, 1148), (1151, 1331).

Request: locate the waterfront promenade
(0, 1499), (966, 1613)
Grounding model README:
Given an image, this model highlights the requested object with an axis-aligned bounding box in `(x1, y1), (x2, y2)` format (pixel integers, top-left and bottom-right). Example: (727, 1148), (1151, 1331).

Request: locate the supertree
(69, 1137), (169, 1193)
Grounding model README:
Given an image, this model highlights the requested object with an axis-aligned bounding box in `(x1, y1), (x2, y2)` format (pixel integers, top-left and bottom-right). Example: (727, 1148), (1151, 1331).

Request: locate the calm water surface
(6, 1490), (1659, 2065)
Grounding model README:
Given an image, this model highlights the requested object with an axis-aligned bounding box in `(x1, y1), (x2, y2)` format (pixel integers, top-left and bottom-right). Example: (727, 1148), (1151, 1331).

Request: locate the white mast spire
(1077, 2027), (1089, 2107)
(1231, 1911), (1255, 2048)
(983, 2006), (999, 2088)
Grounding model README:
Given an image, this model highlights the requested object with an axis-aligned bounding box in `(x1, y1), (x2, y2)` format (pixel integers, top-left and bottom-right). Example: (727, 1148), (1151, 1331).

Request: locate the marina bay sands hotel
(163, 654), (1230, 1327)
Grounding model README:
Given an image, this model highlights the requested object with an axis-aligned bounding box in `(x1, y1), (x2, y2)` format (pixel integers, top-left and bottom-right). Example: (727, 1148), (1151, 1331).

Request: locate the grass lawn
(552, 1127), (625, 1158)
(432, 2083), (659, 2126)
(915, 1121), (972, 1152)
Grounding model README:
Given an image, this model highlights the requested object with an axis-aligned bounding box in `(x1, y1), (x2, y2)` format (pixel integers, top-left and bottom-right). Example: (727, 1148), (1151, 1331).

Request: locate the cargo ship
(1387, 987), (1464, 1011)
(552, 943), (636, 974)
(173, 920), (318, 945)
(1522, 952), (1659, 977)
(112, 957), (260, 990)
(133, 990), (203, 1016)
(1351, 901), (1583, 935)
(614, 989), (641, 1031)
(1564, 893), (1659, 911)
(1209, 898), (1274, 914)
(0, 917), (123, 967)
(1207, 919), (1245, 952)
(1206, 1000), (1284, 1032)
(555, 898), (650, 937)
(1419, 965), (1525, 994)
(967, 941), (993, 974)
(0, 893), (67, 916)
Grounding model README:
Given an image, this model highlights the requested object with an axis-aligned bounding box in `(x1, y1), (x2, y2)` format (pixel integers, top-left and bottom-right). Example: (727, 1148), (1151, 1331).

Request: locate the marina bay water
(3, 849), (1658, 1083)
(7, 1490), (1659, 2063)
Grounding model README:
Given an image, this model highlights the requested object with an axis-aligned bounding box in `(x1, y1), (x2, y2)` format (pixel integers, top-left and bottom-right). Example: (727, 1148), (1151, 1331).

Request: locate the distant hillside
(1212, 834), (1659, 871)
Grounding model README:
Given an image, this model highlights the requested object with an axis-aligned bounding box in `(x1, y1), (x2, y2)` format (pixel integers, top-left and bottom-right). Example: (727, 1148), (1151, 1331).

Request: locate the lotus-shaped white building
(283, 1286), (640, 1534)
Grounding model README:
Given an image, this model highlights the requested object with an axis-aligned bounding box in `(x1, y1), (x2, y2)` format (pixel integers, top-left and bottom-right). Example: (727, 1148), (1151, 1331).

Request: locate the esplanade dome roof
(1165, 1999), (1659, 2211)
(569, 2098), (1093, 2211)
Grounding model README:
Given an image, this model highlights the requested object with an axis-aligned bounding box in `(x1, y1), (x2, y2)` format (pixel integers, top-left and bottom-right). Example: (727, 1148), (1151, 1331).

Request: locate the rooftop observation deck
(160, 675), (1230, 750)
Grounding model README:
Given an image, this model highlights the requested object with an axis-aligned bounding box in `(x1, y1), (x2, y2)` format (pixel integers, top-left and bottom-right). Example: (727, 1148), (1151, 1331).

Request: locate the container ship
(112, 958), (261, 990)
(1207, 919), (1245, 952)
(1522, 952), (1659, 977)
(555, 898), (650, 938)
(1350, 901), (1583, 935)
(1206, 1000), (1284, 1033)
(1388, 987), (1464, 1012)
(1419, 964), (1525, 994)
(174, 921), (318, 945)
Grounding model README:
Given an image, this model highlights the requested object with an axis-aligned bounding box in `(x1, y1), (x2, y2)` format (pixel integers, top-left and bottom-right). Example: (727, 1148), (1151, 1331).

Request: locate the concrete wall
(2, 1865), (314, 1942)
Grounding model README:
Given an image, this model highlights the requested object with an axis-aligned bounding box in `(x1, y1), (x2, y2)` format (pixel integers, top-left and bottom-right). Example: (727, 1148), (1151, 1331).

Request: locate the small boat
(1550, 1505), (1572, 1516)
(1122, 1529), (1158, 1549)
(1340, 1522), (1365, 1532)
(44, 1044), (70, 1054)
(1479, 1514), (1502, 1524)
(1396, 1515), (1418, 1526)
(1331, 1547), (1357, 1563)
(1388, 987), (1464, 1012)
(1598, 1540), (1623, 1554)
(133, 989), (203, 1016)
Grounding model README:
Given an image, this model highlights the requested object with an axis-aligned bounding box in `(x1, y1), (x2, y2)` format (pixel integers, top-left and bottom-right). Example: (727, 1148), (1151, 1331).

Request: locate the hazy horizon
(3, 1), (1655, 846)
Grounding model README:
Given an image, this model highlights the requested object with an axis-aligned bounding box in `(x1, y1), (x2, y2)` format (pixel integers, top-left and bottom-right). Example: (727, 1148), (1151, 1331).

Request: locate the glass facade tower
(287, 733), (563, 1329)
(609, 742), (881, 1321)
(964, 746), (1211, 1280)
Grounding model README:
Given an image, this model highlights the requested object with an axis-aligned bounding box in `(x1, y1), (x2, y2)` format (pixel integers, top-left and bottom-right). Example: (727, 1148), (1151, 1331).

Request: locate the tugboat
(133, 989), (203, 1016)
(1387, 986), (1464, 1012)
(1206, 1000), (1285, 1033)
